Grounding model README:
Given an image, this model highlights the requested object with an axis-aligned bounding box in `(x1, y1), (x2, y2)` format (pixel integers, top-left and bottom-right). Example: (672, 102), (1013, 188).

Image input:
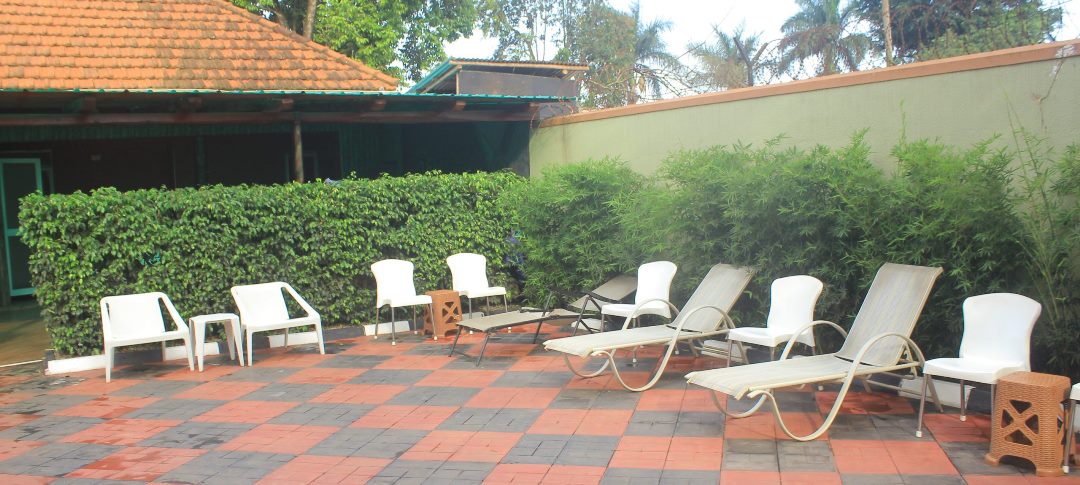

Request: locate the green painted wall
(530, 55), (1080, 175)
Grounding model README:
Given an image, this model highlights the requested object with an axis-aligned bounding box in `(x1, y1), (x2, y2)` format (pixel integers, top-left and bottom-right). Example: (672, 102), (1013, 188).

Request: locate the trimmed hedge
(21, 171), (524, 357)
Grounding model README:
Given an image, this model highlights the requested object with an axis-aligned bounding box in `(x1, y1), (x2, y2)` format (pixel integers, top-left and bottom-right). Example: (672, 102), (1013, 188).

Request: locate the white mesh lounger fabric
(450, 308), (579, 365)
(544, 263), (753, 391)
(685, 263), (944, 441)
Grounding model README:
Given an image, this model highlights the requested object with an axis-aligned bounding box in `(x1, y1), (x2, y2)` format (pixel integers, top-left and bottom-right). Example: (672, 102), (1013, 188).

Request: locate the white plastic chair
(447, 253), (508, 317)
(230, 282), (325, 365)
(599, 261), (677, 329)
(917, 293), (1041, 427)
(100, 292), (194, 382)
(723, 275), (824, 365)
(371, 259), (433, 345)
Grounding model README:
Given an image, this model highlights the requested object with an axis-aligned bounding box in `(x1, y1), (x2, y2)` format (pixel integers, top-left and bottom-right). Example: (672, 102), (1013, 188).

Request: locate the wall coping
(540, 39), (1080, 128)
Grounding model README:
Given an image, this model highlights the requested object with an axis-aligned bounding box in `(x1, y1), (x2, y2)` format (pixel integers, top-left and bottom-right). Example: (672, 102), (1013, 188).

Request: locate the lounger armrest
(622, 298), (681, 330)
(585, 291), (621, 304)
(778, 320), (847, 360)
(846, 332), (928, 370)
(666, 305), (736, 334)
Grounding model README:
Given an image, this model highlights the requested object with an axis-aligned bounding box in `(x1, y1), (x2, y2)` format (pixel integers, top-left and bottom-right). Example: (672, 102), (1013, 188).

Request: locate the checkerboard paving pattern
(1, 324), (1079, 484)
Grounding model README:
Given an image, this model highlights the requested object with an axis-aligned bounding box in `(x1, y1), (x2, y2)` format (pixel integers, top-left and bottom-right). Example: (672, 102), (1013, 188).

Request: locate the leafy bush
(506, 159), (646, 303)
(21, 171), (524, 357)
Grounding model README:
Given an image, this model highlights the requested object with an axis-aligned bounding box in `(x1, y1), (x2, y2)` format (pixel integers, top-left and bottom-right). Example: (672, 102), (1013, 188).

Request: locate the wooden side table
(985, 371), (1070, 477)
(423, 290), (462, 340)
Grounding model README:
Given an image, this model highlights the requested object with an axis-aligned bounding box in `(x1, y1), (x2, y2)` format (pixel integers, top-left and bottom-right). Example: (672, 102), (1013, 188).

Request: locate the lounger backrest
(835, 263), (943, 366)
(569, 275), (637, 312)
(676, 263), (753, 333)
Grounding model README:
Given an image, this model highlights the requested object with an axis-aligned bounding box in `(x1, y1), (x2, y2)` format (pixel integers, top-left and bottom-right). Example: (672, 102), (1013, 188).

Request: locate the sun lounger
(685, 263), (944, 441)
(544, 263), (753, 391)
(450, 308), (580, 365)
(567, 274), (637, 333)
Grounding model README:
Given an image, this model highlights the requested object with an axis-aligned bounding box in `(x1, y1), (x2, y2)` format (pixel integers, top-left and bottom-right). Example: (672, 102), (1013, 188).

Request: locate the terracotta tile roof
(0, 0), (398, 92)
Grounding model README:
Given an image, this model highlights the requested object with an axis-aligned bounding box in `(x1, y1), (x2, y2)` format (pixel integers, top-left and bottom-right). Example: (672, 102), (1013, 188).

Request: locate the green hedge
(21, 171), (524, 357)
(516, 135), (1080, 378)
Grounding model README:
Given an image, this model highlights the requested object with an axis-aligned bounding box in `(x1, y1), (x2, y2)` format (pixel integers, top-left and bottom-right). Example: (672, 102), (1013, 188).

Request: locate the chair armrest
(778, 320), (848, 360)
(159, 293), (190, 333)
(283, 284), (321, 320)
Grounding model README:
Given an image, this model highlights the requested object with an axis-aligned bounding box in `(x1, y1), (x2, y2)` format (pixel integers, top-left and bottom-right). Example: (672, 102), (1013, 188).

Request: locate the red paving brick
(374, 354), (451, 370)
(402, 430), (522, 462)
(54, 395), (160, 419)
(47, 378), (142, 395)
(191, 400), (297, 424)
(68, 446), (204, 481)
(351, 404), (457, 430)
(466, 387), (560, 409)
(0, 440), (43, 462)
(256, 455), (391, 484)
(174, 380), (265, 400)
(309, 384), (407, 405)
(416, 369), (504, 388)
(219, 424), (339, 454)
(281, 367), (366, 385)
(830, 439), (900, 474)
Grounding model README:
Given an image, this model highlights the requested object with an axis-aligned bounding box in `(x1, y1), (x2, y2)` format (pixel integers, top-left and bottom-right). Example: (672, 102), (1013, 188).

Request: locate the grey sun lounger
(567, 274), (638, 333)
(686, 263), (944, 441)
(449, 308), (580, 365)
(545, 263), (754, 391)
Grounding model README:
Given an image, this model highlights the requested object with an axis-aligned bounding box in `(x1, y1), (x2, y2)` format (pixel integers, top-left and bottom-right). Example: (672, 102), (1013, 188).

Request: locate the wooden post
(292, 120), (304, 183)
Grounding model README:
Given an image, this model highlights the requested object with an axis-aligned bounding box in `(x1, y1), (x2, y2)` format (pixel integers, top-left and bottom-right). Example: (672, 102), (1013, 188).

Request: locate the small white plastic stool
(188, 313), (243, 371)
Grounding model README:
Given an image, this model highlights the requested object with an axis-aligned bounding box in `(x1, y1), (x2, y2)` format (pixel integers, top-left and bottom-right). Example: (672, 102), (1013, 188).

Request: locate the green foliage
(21, 172), (524, 357)
(780, 0), (872, 77)
(505, 159), (645, 303)
(230, 0), (479, 81)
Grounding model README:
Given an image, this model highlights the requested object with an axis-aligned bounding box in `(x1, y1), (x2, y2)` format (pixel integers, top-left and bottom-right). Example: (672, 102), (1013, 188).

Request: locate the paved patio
(0, 323), (1077, 484)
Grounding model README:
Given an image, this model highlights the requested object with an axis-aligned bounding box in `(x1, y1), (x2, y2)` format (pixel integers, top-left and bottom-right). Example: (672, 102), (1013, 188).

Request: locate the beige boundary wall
(529, 40), (1080, 175)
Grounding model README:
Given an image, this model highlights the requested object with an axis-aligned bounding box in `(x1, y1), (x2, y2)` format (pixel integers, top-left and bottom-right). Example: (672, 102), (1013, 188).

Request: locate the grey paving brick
(842, 474), (905, 485)
(349, 369), (432, 385)
(939, 441), (1023, 475)
(405, 343), (460, 356)
(316, 354), (393, 368)
(269, 402), (374, 426)
(549, 389), (640, 409)
(0, 442), (118, 476)
(387, 386), (479, 406)
(370, 459), (442, 483)
(625, 410), (678, 436)
(556, 435), (619, 467)
(492, 371), (573, 388)
(899, 475), (965, 485)
(111, 379), (200, 398)
(215, 366), (301, 382)
(308, 427), (428, 459)
(139, 421), (255, 449)
(0, 393), (95, 416)
(779, 452), (836, 472)
(673, 411), (724, 436)
(722, 452), (779, 471)
(439, 407), (541, 432)
(725, 438), (776, 454)
(600, 467), (662, 485)
(429, 461), (496, 483)
(239, 382), (334, 402)
(121, 398), (224, 420)
(773, 390), (820, 412)
(870, 414), (924, 441)
(443, 355), (516, 370)
(157, 450), (293, 485)
(502, 434), (569, 465)
(725, 395), (769, 414)
(658, 469), (722, 484)
(0, 415), (103, 442)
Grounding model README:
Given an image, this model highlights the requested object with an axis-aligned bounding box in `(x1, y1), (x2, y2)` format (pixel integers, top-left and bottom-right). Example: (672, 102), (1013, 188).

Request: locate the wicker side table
(423, 290), (462, 340)
(985, 371), (1070, 477)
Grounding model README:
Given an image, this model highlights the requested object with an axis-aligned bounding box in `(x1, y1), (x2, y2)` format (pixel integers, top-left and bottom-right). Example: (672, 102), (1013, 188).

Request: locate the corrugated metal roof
(0, 87), (574, 102)
(409, 58), (588, 94)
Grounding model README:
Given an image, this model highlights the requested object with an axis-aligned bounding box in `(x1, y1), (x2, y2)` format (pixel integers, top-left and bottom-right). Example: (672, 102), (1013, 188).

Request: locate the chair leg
(247, 329), (255, 366)
(315, 321), (325, 355)
(283, 328), (289, 349)
(183, 336), (194, 371)
(390, 307), (397, 346)
(373, 306), (380, 340)
(726, 339), (733, 367)
(105, 344), (113, 383)
(161, 341), (167, 362)
(917, 373), (930, 438)
(468, 298), (473, 319)
(959, 379), (967, 422)
(502, 294), (508, 313)
(1065, 400), (1076, 473)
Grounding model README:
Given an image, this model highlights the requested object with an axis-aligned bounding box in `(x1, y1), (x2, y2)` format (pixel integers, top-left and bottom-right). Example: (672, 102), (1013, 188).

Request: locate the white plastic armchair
(447, 253), (508, 317)
(371, 259), (433, 345)
(600, 261), (677, 329)
(230, 282), (324, 365)
(916, 293), (1041, 428)
(723, 275), (824, 364)
(100, 292), (194, 382)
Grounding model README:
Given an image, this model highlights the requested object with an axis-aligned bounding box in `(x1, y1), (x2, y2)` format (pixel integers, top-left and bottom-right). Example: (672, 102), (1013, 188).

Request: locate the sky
(445, 0), (1080, 65)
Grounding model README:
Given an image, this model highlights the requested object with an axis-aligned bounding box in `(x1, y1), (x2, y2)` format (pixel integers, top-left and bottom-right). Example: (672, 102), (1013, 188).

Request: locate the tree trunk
(883, 0), (894, 66)
(303, 0), (317, 39)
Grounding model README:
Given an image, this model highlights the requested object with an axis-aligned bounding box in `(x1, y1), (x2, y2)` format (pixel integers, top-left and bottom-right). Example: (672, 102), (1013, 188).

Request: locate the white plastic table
(188, 313), (244, 371)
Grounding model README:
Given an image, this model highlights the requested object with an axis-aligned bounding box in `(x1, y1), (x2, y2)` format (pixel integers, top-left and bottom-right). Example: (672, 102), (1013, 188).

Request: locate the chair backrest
(635, 261), (677, 305)
(959, 293), (1041, 368)
(447, 253), (490, 292)
(231, 282), (290, 325)
(371, 259), (419, 307)
(569, 274), (637, 311)
(766, 275), (825, 343)
(835, 263), (944, 366)
(676, 263), (754, 332)
(100, 292), (173, 341)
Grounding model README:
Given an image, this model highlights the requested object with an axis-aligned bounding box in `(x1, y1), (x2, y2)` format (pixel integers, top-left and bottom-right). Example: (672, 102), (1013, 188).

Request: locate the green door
(0, 158), (42, 296)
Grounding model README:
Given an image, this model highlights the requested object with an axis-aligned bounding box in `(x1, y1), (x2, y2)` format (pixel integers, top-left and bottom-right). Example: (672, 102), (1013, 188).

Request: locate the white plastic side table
(188, 313), (244, 372)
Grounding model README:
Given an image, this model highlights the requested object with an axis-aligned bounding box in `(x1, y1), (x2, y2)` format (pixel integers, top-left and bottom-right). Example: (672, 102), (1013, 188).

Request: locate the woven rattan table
(422, 289), (462, 340)
(985, 371), (1071, 477)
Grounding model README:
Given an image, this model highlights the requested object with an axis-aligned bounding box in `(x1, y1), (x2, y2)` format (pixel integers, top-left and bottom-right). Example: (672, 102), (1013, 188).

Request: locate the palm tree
(688, 24), (771, 92)
(626, 2), (680, 103)
(779, 0), (871, 77)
